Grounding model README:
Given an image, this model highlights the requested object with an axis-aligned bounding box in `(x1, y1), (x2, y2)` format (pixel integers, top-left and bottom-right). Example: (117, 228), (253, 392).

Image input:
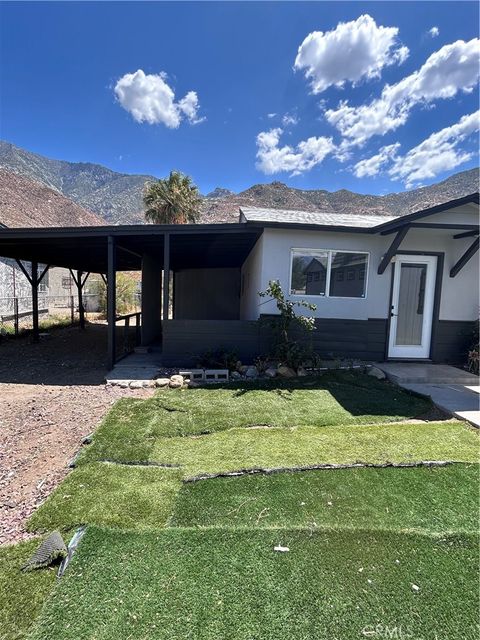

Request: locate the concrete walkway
(106, 348), (162, 386)
(377, 363), (480, 428)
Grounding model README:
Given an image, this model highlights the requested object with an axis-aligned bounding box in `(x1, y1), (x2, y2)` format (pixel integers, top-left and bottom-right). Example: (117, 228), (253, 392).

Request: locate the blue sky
(1, 1), (478, 195)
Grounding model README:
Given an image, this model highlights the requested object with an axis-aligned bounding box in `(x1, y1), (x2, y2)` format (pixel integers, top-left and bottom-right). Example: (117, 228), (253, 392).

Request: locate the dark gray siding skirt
(430, 320), (477, 364)
(161, 318), (389, 366)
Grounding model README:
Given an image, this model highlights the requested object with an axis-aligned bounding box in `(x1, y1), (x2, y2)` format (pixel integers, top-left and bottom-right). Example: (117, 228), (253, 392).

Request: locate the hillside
(0, 140), (478, 225)
(0, 141), (152, 225)
(0, 169), (104, 228)
(201, 169), (480, 222)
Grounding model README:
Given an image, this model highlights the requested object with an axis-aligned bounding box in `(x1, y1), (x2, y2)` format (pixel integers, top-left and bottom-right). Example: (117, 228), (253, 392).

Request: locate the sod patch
(171, 463), (480, 534)
(29, 526), (479, 640)
(78, 372), (432, 464)
(151, 421), (479, 477)
(27, 462), (183, 534)
(0, 539), (57, 640)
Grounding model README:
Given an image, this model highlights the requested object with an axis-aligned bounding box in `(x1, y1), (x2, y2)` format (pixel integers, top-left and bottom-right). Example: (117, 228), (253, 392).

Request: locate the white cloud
(353, 143), (401, 178)
(114, 69), (204, 128)
(294, 14), (409, 94)
(267, 112), (277, 119)
(389, 110), (480, 187)
(429, 26), (440, 38)
(178, 91), (205, 124)
(282, 113), (299, 126)
(325, 38), (480, 146)
(256, 128), (334, 175)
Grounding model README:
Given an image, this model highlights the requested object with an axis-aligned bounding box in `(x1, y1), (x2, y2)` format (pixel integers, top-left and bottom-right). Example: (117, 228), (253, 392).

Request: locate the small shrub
(259, 281), (317, 370)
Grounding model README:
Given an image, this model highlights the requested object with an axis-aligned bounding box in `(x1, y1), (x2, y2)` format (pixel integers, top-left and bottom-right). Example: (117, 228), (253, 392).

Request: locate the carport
(0, 224), (263, 369)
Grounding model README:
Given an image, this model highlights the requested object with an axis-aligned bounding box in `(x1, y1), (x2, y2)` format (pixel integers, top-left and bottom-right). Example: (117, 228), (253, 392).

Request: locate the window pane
(329, 252), (368, 298)
(291, 252), (328, 295)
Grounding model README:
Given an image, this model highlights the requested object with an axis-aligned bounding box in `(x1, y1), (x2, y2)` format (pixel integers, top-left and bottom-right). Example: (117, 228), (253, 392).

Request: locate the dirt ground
(0, 323), (154, 545)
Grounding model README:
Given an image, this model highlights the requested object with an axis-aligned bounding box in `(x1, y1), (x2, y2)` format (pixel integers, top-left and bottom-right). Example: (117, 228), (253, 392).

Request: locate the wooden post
(31, 261), (39, 343)
(76, 270), (85, 329)
(107, 236), (116, 370)
(162, 232), (170, 323)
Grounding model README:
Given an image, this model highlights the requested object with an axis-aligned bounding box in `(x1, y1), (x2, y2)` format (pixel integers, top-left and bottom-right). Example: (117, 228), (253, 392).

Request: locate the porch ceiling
(0, 224), (263, 273)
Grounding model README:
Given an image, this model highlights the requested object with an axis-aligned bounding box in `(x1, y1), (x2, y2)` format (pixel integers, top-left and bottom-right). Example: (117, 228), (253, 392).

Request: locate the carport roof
(0, 223), (264, 273)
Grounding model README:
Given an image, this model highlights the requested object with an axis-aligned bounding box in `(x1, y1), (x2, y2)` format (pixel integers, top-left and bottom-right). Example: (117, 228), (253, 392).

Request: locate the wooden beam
(38, 264), (50, 284)
(381, 223), (479, 236)
(15, 259), (32, 284)
(107, 236), (116, 369)
(453, 229), (479, 239)
(162, 232), (170, 322)
(450, 237), (479, 278)
(77, 270), (85, 330)
(378, 226), (409, 274)
(31, 261), (39, 343)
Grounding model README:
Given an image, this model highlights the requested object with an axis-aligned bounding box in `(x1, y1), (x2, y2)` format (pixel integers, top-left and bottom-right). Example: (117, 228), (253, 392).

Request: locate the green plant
(259, 280), (317, 369)
(93, 273), (139, 316)
(144, 170), (202, 224)
(467, 320), (479, 374)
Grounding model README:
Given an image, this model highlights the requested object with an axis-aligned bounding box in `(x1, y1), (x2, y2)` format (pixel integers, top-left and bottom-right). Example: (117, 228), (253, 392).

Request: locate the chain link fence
(0, 294), (100, 337)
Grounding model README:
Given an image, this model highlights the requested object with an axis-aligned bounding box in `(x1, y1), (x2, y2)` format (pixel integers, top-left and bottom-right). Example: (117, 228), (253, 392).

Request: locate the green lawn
(28, 462), (183, 534)
(152, 421), (479, 477)
(3, 374), (478, 640)
(29, 526), (479, 640)
(0, 539), (57, 640)
(78, 372), (431, 464)
(171, 463), (479, 534)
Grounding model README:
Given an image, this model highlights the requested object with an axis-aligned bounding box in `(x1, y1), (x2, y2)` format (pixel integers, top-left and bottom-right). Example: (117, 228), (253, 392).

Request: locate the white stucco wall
(240, 234), (264, 320)
(239, 207), (479, 323)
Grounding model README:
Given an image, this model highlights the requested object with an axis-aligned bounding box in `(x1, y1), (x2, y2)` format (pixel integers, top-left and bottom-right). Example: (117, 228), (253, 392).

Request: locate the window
(290, 249), (369, 298)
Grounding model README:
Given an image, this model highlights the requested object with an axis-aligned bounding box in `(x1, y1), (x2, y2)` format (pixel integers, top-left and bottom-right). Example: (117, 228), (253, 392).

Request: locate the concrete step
(377, 363), (479, 385)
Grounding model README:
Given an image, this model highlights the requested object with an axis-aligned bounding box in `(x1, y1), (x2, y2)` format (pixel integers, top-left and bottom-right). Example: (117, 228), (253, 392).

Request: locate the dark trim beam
(450, 237), (479, 278)
(69, 270), (91, 330)
(117, 244), (142, 259)
(453, 229), (479, 239)
(381, 223), (479, 235)
(163, 232), (170, 322)
(107, 236), (116, 370)
(31, 261), (39, 343)
(15, 259), (32, 284)
(378, 226), (409, 274)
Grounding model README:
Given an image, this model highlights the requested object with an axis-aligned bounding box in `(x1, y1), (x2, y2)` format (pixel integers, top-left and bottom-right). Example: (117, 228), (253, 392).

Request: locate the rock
(231, 371), (243, 380)
(297, 367), (308, 377)
(278, 365), (296, 378)
(411, 583), (420, 592)
(129, 380), (143, 389)
(142, 380), (156, 388)
(368, 366), (386, 380)
(239, 365), (249, 375)
(245, 366), (258, 378)
(265, 367), (277, 378)
(235, 360), (243, 372)
(169, 374), (184, 389)
(273, 545), (289, 552)
(155, 377), (170, 388)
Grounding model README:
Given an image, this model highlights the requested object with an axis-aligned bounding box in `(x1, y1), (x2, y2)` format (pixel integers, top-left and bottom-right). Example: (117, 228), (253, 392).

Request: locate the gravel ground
(0, 323), (154, 544)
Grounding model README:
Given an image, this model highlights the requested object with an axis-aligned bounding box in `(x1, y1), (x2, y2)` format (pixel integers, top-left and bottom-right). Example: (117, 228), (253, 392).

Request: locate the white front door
(388, 255), (437, 359)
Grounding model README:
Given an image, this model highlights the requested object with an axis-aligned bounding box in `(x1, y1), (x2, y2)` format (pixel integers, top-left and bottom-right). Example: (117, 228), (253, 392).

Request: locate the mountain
(201, 170), (480, 222)
(0, 140), (478, 226)
(0, 169), (104, 227)
(0, 141), (153, 224)
(205, 187), (234, 199)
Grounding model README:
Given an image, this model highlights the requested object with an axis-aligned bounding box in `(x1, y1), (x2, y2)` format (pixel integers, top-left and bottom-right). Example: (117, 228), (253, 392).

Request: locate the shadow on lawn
(191, 370), (445, 420)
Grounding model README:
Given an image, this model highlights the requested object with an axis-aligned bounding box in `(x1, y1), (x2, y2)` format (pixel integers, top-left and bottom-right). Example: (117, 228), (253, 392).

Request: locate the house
(0, 193), (477, 369)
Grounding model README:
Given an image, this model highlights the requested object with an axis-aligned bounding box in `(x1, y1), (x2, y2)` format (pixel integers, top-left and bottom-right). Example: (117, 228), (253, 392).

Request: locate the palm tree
(143, 171), (202, 224)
